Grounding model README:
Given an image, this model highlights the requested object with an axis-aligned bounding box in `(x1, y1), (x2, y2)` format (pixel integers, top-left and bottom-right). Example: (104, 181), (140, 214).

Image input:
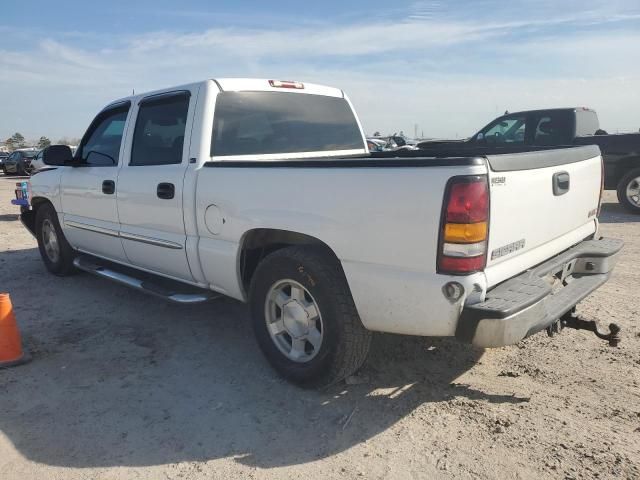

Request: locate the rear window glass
(211, 92), (364, 156)
(575, 110), (599, 136)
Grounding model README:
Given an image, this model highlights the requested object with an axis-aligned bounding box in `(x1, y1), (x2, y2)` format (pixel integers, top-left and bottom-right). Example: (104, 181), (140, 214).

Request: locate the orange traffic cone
(0, 293), (30, 368)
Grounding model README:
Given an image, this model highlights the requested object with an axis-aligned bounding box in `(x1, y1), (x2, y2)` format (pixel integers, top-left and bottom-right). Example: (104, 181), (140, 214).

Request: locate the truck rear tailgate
(484, 145), (602, 287)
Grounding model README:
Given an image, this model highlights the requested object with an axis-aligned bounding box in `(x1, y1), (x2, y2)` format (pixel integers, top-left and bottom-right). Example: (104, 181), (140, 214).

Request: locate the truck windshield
(211, 92), (364, 156)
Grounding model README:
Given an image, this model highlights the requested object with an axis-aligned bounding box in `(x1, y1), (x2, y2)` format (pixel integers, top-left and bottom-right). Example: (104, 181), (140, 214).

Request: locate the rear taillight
(438, 175), (489, 275)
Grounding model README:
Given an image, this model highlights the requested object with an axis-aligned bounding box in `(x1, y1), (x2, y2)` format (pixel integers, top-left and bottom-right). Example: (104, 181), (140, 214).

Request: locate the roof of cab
(104, 78), (344, 110)
(505, 107), (596, 116)
(214, 78), (344, 98)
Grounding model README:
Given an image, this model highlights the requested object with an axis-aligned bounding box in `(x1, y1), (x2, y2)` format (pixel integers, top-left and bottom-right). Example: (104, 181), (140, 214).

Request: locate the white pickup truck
(18, 78), (622, 387)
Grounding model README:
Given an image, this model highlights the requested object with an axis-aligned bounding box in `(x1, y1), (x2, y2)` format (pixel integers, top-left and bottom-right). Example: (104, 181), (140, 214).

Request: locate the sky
(1, 0), (640, 142)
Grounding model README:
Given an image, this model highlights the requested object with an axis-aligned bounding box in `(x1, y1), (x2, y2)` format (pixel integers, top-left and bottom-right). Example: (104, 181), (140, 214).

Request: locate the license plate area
(546, 259), (578, 291)
(556, 259), (577, 282)
(11, 182), (30, 207)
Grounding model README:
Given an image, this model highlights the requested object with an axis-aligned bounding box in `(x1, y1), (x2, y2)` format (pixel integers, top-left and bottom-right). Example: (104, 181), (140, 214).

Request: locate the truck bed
(206, 143), (600, 174)
(197, 144), (601, 336)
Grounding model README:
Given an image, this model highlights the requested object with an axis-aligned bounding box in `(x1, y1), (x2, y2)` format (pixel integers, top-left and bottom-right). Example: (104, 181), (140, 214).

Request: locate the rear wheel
(249, 246), (372, 388)
(616, 167), (640, 214)
(35, 203), (77, 276)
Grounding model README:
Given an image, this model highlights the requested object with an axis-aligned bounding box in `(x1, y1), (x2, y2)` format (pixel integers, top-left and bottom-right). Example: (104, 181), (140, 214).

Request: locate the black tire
(249, 246), (372, 388)
(35, 203), (77, 276)
(616, 167), (640, 214)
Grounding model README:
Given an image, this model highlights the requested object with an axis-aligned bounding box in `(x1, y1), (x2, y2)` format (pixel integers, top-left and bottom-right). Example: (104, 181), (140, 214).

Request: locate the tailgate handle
(553, 171), (570, 196)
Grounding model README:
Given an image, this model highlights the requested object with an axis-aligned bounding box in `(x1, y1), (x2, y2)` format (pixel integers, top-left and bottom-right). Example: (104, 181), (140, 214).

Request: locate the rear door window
(211, 92), (364, 156)
(532, 111), (573, 146)
(130, 93), (190, 166)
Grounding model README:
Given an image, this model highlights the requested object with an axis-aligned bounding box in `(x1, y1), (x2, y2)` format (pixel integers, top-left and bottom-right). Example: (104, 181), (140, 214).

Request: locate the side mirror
(42, 145), (74, 166)
(476, 133), (485, 142)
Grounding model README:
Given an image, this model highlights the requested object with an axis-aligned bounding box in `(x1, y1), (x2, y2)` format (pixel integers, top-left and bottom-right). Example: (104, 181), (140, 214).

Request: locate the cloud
(1, 2), (640, 139)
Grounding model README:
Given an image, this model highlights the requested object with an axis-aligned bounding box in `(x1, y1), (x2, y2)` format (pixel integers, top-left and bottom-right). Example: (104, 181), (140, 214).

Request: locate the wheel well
(22, 197), (53, 235)
(239, 229), (337, 293)
(612, 157), (640, 188)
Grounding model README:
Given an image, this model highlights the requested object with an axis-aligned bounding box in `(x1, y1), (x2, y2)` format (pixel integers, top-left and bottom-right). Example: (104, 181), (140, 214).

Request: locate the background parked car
(0, 151), (9, 171)
(367, 135), (419, 152)
(366, 138), (387, 152)
(417, 107), (640, 213)
(30, 145), (77, 173)
(2, 149), (38, 176)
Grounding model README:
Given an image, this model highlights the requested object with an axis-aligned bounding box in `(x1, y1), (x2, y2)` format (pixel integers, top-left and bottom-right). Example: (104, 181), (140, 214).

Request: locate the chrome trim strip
(65, 220), (183, 250)
(119, 231), (183, 250)
(65, 220), (120, 238)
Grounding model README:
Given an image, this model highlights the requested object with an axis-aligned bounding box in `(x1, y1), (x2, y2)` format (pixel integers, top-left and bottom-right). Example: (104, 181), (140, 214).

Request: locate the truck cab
(471, 108), (598, 147)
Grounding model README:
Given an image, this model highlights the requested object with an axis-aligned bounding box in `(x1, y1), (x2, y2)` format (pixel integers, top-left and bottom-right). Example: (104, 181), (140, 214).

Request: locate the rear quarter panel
(195, 163), (487, 336)
(574, 133), (640, 188)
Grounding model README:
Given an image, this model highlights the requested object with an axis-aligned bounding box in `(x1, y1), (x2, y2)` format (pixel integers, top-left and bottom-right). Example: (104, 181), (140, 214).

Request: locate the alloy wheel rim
(42, 219), (60, 263)
(626, 177), (640, 207)
(264, 279), (323, 363)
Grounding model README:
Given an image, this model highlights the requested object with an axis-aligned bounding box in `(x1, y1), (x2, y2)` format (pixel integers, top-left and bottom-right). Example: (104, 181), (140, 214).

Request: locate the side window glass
(533, 113), (572, 146)
(130, 94), (189, 166)
(79, 109), (129, 166)
(481, 116), (526, 145)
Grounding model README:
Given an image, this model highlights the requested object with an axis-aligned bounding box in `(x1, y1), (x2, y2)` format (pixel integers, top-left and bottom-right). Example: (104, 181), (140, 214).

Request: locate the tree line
(2, 132), (80, 152)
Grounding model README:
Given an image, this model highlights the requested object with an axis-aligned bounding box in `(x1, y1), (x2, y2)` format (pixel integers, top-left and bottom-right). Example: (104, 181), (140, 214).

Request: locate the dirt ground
(0, 174), (638, 480)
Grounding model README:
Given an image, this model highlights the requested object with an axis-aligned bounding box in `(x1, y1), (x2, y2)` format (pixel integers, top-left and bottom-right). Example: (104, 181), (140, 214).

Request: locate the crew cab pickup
(418, 108), (640, 213)
(18, 79), (622, 387)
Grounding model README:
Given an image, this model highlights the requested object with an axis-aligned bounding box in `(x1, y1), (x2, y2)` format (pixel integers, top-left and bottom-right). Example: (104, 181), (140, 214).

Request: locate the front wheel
(616, 167), (640, 214)
(35, 203), (77, 276)
(249, 246), (372, 388)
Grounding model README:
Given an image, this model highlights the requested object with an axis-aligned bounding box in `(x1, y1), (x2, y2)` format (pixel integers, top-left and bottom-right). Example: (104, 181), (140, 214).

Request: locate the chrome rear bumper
(456, 237), (623, 348)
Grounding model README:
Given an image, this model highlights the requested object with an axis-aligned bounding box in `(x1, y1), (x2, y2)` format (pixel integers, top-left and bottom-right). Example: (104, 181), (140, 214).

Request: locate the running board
(73, 256), (220, 304)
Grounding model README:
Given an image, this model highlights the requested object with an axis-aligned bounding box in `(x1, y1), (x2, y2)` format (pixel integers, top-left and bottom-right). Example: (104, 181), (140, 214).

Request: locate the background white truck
(18, 78), (622, 387)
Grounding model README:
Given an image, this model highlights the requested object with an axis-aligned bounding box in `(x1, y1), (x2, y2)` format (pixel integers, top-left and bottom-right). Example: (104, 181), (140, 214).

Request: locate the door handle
(157, 182), (175, 200)
(553, 172), (570, 196)
(102, 180), (115, 195)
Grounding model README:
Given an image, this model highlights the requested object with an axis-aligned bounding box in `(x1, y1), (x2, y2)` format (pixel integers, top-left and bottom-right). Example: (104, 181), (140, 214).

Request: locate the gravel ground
(0, 174), (638, 480)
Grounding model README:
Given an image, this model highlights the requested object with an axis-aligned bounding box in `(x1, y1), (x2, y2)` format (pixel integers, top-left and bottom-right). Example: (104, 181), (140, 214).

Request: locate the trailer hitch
(547, 313), (621, 347)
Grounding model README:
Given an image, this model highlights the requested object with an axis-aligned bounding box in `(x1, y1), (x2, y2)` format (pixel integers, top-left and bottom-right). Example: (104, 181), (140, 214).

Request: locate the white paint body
(28, 78), (601, 337)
